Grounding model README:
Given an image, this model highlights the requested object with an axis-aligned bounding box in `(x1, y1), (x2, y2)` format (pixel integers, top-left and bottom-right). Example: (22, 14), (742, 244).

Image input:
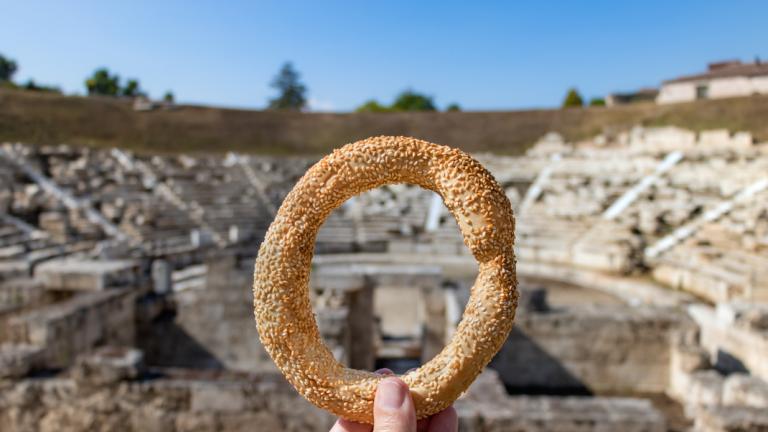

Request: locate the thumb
(373, 377), (416, 432)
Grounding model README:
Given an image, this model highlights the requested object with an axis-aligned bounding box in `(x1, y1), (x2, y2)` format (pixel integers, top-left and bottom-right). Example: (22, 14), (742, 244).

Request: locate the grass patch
(1, 89), (767, 156)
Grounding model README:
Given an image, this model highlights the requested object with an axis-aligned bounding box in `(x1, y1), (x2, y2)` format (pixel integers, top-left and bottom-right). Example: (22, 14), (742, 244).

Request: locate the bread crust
(253, 136), (517, 423)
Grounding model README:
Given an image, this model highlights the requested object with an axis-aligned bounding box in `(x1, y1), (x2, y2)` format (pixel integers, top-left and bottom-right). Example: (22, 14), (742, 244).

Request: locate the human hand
(330, 369), (458, 432)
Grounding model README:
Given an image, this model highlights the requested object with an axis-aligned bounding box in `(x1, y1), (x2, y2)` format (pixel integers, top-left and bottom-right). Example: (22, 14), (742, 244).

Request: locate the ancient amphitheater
(1, 127), (767, 431)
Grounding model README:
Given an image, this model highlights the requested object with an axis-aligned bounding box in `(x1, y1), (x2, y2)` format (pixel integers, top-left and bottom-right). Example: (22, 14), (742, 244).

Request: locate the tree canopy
(85, 68), (149, 98)
(589, 97), (606, 107)
(121, 79), (144, 97)
(21, 79), (61, 93)
(446, 103), (461, 112)
(355, 100), (390, 113)
(268, 62), (307, 111)
(355, 90), (439, 113)
(391, 90), (436, 111)
(85, 68), (121, 96)
(562, 88), (584, 108)
(0, 53), (18, 82)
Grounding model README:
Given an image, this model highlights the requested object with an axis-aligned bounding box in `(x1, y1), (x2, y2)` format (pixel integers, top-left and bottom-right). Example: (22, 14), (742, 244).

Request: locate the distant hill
(2, 89), (768, 155)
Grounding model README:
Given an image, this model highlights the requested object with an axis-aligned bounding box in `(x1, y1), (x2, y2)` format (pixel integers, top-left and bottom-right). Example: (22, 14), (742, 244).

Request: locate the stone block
(699, 130), (732, 148)
(669, 341), (712, 403)
(11, 289), (136, 369)
(684, 370), (725, 415)
(0, 344), (44, 379)
(175, 412), (218, 432)
(491, 307), (684, 394)
(739, 307), (768, 331)
(72, 346), (144, 385)
(190, 382), (247, 413)
(694, 406), (768, 432)
(459, 394), (666, 432)
(690, 303), (768, 381)
(35, 259), (140, 291)
(673, 343), (711, 374)
(151, 259), (172, 295)
(129, 407), (176, 432)
(732, 132), (754, 149)
(387, 239), (415, 254)
(723, 374), (768, 408)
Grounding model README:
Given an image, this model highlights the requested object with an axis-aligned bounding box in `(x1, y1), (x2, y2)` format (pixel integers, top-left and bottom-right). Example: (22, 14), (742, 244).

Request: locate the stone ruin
(1, 127), (768, 431)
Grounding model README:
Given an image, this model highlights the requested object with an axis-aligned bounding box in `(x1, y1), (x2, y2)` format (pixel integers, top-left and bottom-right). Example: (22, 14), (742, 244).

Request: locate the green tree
(0, 53), (18, 82)
(85, 68), (120, 96)
(22, 79), (61, 93)
(589, 97), (606, 107)
(562, 88), (584, 108)
(163, 91), (175, 103)
(355, 99), (390, 113)
(268, 62), (307, 111)
(446, 103), (461, 112)
(391, 90), (436, 111)
(121, 79), (144, 97)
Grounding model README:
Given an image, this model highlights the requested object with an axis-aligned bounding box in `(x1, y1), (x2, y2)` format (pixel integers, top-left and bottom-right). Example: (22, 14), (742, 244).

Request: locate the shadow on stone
(137, 311), (224, 370)
(490, 327), (593, 396)
(714, 349), (749, 375)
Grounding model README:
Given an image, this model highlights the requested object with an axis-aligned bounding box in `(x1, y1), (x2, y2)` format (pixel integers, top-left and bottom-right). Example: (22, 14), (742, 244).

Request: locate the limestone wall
(0, 372), (334, 432)
(754, 76), (768, 94)
(689, 304), (768, 381)
(694, 406), (768, 432)
(709, 77), (756, 99)
(490, 306), (693, 394)
(668, 339), (768, 431)
(658, 76), (768, 104)
(0, 361), (670, 432)
(0, 278), (44, 313)
(3, 288), (135, 369)
(310, 271), (375, 370)
(138, 256), (272, 371)
(457, 370), (666, 432)
(657, 82), (697, 104)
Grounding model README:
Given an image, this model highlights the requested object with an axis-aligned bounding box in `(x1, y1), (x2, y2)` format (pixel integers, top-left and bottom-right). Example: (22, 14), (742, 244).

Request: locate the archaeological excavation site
(1, 126), (768, 431)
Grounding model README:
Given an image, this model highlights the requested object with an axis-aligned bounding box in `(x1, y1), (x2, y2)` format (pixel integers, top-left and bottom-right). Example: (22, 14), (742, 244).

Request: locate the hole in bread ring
(253, 136), (517, 423)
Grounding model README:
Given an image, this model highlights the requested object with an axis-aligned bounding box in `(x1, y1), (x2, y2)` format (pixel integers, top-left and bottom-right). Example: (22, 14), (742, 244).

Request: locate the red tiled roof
(664, 62), (768, 84)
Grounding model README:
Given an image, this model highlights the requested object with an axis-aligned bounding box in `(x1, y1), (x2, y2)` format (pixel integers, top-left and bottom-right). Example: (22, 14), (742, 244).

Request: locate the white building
(657, 60), (768, 104)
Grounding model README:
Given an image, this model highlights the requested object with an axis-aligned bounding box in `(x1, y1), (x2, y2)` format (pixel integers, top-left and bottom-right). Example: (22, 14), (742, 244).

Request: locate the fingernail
(375, 368), (393, 375)
(377, 378), (407, 410)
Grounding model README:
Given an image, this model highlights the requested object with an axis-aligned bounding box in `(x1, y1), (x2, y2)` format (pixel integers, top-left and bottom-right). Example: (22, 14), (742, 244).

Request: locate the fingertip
(373, 377), (416, 431)
(375, 368), (394, 375)
(375, 377), (410, 410)
(378, 376), (408, 392)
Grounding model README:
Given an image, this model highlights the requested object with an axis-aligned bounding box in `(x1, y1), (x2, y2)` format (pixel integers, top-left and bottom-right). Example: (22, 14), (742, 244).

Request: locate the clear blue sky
(2, 1), (767, 111)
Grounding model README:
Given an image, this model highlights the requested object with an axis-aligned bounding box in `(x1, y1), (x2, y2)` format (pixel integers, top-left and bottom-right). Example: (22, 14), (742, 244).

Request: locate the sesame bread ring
(253, 136), (517, 423)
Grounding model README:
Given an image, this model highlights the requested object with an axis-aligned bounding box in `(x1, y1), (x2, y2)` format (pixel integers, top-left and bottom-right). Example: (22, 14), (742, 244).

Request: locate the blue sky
(2, 1), (767, 111)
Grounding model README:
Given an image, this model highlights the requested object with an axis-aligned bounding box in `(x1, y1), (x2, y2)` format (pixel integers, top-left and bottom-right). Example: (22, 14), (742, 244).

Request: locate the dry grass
(1, 89), (767, 156)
